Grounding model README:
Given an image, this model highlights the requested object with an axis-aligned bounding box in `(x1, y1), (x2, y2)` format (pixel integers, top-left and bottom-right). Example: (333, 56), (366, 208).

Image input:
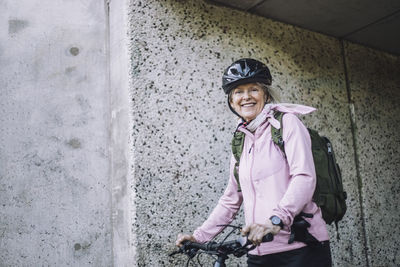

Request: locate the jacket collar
(236, 103), (316, 135)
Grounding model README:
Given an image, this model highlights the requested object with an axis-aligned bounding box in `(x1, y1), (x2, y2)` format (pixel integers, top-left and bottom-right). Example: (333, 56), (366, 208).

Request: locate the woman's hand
(175, 234), (197, 247)
(241, 220), (281, 246)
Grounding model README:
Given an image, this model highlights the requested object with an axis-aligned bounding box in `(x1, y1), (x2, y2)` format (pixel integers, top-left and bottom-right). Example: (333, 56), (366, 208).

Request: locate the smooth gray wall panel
(0, 0), (111, 266)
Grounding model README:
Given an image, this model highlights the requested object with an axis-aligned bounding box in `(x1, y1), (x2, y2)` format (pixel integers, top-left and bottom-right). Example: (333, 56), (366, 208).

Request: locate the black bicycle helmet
(222, 58), (272, 94)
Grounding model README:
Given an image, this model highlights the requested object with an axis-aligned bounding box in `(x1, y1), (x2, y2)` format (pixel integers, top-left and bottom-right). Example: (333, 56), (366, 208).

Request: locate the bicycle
(169, 225), (274, 267)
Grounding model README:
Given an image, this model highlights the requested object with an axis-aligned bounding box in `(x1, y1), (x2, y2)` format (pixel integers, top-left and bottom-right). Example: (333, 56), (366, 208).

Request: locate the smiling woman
(176, 58), (332, 267)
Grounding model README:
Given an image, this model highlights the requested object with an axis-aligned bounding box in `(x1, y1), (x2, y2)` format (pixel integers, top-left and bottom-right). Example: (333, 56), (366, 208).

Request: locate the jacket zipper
(248, 141), (260, 254)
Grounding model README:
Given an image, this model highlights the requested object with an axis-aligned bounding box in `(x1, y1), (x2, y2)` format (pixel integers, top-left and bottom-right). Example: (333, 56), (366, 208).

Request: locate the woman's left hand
(241, 220), (281, 246)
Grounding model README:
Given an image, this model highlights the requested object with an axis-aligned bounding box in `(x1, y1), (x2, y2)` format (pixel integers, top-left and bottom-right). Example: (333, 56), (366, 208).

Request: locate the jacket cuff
(192, 229), (209, 243)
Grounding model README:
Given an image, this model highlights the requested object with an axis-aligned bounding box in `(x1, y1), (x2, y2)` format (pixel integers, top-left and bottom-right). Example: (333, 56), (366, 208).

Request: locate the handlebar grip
(262, 233), (274, 243)
(184, 240), (238, 251)
(182, 241), (208, 250)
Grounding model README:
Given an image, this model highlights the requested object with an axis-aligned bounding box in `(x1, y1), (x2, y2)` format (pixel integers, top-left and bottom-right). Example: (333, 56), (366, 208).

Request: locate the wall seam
(340, 40), (370, 267)
(104, 0), (114, 266)
(246, 0), (268, 11)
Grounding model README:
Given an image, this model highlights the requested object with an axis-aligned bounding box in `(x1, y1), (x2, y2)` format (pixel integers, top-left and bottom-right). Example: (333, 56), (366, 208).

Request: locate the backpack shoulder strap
(271, 111), (285, 154)
(231, 131), (245, 192)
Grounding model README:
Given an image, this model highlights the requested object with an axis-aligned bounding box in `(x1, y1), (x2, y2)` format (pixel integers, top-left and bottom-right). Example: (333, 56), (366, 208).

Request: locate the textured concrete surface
(128, 0), (365, 266)
(0, 0), (111, 266)
(345, 42), (400, 267)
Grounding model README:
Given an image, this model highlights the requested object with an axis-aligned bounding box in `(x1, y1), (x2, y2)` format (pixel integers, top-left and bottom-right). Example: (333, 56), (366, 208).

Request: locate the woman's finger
(241, 225), (251, 235)
(175, 234), (193, 247)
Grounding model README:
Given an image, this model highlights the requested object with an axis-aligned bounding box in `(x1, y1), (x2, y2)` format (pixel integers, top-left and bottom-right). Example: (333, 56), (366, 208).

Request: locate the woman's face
(230, 83), (267, 122)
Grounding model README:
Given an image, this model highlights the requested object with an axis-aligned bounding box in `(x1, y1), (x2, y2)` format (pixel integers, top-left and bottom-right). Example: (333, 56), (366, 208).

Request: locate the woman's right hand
(175, 234), (197, 247)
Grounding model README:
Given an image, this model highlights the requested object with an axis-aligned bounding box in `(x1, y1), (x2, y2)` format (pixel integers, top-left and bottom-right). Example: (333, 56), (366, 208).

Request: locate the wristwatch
(270, 216), (284, 228)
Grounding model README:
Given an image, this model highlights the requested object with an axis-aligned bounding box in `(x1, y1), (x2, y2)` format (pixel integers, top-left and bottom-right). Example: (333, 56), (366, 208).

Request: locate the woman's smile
(241, 102), (256, 107)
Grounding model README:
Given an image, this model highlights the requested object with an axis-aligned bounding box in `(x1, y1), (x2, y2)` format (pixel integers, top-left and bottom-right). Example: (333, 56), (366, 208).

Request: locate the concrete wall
(344, 43), (400, 266)
(0, 0), (113, 266)
(1, 0), (399, 266)
(128, 0), (399, 266)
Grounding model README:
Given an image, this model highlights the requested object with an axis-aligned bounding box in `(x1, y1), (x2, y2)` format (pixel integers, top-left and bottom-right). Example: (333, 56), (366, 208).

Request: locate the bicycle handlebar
(182, 239), (238, 252)
(170, 233), (274, 260)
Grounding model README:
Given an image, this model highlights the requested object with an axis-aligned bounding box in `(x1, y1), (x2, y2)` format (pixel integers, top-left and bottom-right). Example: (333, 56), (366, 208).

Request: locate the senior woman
(176, 58), (332, 267)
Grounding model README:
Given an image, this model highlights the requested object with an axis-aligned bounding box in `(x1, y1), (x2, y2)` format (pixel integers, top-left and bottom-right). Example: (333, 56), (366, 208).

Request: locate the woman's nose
(243, 91), (250, 99)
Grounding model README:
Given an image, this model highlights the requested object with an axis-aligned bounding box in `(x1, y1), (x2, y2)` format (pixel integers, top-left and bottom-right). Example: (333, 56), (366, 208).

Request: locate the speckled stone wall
(128, 0), (367, 266)
(344, 43), (400, 267)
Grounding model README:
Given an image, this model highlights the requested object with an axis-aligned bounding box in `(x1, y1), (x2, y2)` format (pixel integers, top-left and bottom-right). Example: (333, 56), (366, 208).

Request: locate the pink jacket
(193, 104), (329, 255)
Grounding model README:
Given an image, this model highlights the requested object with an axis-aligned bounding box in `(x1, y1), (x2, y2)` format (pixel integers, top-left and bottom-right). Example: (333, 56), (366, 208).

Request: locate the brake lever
(169, 244), (186, 257)
(168, 250), (180, 257)
(237, 235), (250, 247)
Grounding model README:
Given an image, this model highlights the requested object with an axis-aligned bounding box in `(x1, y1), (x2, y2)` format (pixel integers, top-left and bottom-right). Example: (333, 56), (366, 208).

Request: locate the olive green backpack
(231, 111), (347, 228)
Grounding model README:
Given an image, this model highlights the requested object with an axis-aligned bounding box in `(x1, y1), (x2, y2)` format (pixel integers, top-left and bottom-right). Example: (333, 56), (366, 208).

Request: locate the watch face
(271, 216), (281, 225)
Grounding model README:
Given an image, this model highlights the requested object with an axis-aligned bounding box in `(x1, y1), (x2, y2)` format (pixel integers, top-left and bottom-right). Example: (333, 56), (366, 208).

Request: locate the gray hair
(256, 82), (280, 104)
